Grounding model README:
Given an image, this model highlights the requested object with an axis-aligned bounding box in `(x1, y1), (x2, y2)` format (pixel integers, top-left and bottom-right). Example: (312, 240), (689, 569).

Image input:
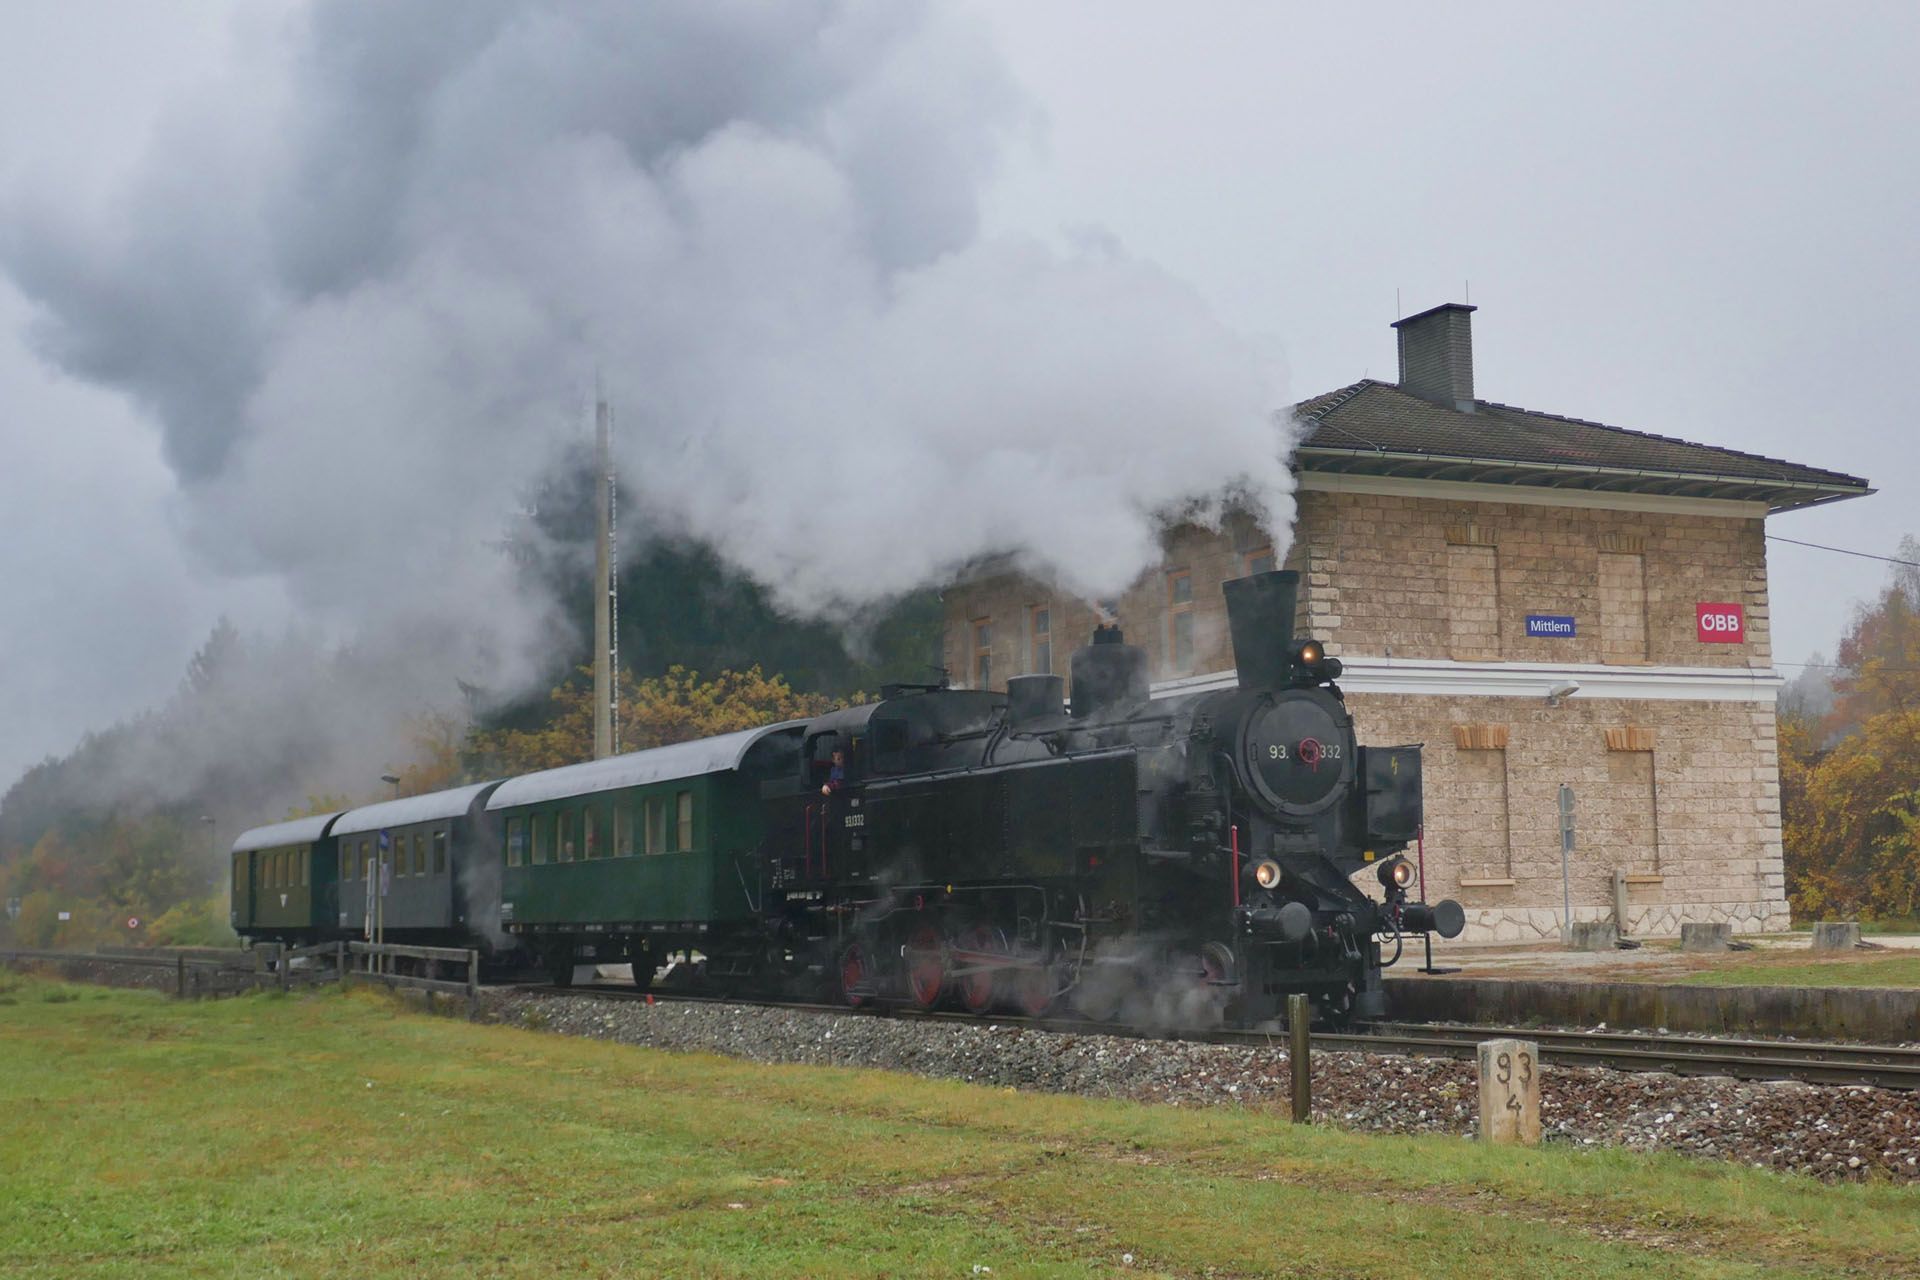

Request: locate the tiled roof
(1292, 380), (1869, 510)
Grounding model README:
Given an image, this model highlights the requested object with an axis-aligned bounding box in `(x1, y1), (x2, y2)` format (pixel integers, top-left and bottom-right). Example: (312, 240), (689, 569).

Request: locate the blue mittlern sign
(1525, 614), (1576, 638)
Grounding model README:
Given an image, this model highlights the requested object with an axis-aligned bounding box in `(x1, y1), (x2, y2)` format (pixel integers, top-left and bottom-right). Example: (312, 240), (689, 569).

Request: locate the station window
(557, 811), (575, 863)
(1244, 547), (1275, 576)
(676, 792), (694, 852)
(532, 815), (548, 865)
(644, 797), (666, 854)
(583, 808), (598, 860)
(972, 618), (992, 689)
(506, 816), (525, 868)
(432, 830), (447, 874)
(1168, 570), (1195, 671)
(614, 805), (634, 857)
(1029, 605), (1051, 675)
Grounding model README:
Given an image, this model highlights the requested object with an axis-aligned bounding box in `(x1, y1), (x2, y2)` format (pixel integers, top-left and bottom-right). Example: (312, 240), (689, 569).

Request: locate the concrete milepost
(1477, 1038), (1541, 1147)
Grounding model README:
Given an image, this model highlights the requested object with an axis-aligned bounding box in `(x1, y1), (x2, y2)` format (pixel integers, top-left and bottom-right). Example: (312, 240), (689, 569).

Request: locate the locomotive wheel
(1199, 941), (1236, 985)
(954, 924), (1006, 1015)
(1011, 949), (1059, 1019)
(903, 921), (947, 1010)
(838, 942), (871, 1007)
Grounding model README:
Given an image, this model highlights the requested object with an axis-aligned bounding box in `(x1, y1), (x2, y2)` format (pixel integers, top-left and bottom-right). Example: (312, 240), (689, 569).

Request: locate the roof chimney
(1391, 302), (1477, 412)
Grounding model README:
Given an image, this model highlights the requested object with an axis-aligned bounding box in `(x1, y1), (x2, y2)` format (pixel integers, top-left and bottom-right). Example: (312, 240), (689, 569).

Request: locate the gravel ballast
(487, 990), (1920, 1183)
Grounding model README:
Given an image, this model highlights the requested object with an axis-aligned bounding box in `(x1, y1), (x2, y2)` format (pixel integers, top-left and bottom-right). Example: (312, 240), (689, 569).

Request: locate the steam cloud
(3, 2), (1297, 784)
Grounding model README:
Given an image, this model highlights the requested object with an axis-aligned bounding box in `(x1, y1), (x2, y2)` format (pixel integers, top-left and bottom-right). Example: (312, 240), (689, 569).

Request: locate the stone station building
(941, 304), (1870, 942)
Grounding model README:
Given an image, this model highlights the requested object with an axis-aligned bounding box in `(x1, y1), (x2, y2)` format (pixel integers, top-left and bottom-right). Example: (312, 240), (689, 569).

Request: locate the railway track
(510, 982), (1920, 1092)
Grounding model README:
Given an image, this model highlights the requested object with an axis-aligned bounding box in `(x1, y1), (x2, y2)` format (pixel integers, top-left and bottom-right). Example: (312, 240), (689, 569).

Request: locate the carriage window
(391, 838), (405, 879)
(360, 840), (372, 882)
(532, 814), (549, 865)
(644, 797), (665, 854)
(675, 792), (694, 852)
(557, 811), (575, 863)
(412, 832), (426, 876)
(615, 805), (634, 857)
(506, 817), (525, 867)
(233, 857), (244, 892)
(583, 808), (598, 860)
(300, 847), (310, 887)
(433, 829), (447, 874)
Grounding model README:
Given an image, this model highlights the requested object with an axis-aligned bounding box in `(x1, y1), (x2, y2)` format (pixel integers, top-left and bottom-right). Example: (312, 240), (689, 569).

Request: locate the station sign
(1696, 603), (1745, 643)
(1525, 614), (1576, 638)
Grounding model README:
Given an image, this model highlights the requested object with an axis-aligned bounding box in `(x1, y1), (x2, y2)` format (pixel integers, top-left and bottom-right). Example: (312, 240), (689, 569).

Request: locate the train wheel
(954, 924), (1005, 1015)
(1012, 949), (1058, 1019)
(549, 948), (575, 988)
(903, 921), (947, 1010)
(1199, 941), (1236, 985)
(838, 942), (871, 1008)
(631, 946), (654, 992)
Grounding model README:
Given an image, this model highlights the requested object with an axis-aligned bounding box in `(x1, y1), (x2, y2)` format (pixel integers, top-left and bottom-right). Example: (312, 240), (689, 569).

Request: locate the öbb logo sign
(1696, 603), (1745, 643)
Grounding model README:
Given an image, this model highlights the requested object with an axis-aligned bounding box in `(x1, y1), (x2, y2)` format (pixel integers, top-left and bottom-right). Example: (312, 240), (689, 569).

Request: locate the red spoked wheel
(954, 924), (1006, 1015)
(1199, 941), (1236, 986)
(1012, 948), (1058, 1019)
(904, 921), (947, 1009)
(839, 942), (871, 1008)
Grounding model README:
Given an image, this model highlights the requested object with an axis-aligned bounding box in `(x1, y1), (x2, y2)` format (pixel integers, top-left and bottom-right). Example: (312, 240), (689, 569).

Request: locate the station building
(941, 304), (1870, 941)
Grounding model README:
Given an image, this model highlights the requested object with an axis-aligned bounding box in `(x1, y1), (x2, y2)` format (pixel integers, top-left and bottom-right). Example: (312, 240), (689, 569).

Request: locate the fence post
(467, 949), (480, 1021)
(175, 953), (186, 1000)
(278, 943), (290, 994)
(336, 940), (347, 986)
(1288, 992), (1312, 1124)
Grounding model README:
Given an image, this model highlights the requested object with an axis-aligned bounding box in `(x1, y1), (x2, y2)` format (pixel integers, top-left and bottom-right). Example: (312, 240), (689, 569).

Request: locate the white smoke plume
(4, 2), (1295, 746)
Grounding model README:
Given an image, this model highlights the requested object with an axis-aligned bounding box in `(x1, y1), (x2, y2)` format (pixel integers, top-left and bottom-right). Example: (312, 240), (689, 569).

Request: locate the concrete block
(1811, 921), (1861, 952)
(1567, 920), (1619, 951)
(1477, 1039), (1541, 1147)
(1680, 922), (1731, 953)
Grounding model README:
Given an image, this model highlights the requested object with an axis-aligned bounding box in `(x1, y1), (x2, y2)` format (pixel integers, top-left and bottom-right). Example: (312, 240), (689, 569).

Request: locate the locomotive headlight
(1253, 859), (1283, 890)
(1377, 857), (1415, 889)
(1296, 641), (1322, 667)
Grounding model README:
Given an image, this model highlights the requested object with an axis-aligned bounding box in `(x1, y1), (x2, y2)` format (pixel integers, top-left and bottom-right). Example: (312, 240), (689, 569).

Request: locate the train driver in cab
(820, 747), (846, 797)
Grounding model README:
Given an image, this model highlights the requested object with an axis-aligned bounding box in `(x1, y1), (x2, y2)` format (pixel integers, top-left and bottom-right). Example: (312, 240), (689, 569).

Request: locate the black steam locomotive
(755, 569), (1463, 1027)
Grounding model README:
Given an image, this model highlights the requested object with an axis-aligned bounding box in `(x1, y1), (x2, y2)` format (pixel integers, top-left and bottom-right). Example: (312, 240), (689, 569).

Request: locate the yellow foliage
(469, 666), (850, 777)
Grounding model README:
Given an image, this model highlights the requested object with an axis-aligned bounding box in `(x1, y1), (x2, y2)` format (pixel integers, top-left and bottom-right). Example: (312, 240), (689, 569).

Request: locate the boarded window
(532, 815), (548, 865)
(676, 791), (694, 852)
(1606, 749), (1661, 872)
(1599, 551), (1649, 663)
(1447, 543), (1500, 659)
(1453, 747), (1513, 880)
(432, 829), (447, 874)
(506, 817), (525, 867)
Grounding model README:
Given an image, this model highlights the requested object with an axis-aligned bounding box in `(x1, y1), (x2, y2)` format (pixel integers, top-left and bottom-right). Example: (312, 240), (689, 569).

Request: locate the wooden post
(278, 943), (290, 994)
(1476, 1039), (1542, 1146)
(467, 949), (480, 1021)
(336, 940), (347, 985)
(175, 953), (186, 1000)
(1287, 992), (1311, 1124)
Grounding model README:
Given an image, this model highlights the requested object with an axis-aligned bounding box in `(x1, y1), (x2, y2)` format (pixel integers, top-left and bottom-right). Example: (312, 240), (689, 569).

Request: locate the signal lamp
(1253, 859), (1282, 890)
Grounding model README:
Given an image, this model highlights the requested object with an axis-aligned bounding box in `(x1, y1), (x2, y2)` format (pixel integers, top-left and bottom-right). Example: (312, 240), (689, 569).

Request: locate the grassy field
(1672, 952), (1920, 988)
(1, 976), (1917, 1279)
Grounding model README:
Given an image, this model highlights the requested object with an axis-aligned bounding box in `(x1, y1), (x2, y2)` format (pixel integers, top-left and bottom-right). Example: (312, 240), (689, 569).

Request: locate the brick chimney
(1392, 302), (1477, 412)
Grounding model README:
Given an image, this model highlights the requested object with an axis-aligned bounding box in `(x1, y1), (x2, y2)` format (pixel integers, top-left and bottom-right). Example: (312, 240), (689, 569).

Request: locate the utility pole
(593, 392), (617, 760)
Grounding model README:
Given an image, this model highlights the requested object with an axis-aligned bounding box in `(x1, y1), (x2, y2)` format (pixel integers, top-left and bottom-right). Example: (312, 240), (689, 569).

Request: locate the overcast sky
(1, 1), (1914, 792)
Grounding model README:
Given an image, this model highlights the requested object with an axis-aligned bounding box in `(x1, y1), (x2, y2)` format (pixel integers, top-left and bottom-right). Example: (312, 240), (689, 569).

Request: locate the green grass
(1, 978), (1917, 1279)
(1674, 953), (1920, 988)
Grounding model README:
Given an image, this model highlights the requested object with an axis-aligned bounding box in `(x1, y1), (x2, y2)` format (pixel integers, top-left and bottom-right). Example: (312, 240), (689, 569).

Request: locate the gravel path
(487, 990), (1920, 1183)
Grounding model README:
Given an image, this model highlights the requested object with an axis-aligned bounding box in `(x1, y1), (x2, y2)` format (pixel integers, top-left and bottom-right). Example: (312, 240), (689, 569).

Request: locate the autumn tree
(467, 665), (850, 776)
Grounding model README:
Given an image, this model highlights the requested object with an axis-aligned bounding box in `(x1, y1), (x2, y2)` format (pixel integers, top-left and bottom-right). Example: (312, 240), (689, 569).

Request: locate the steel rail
(509, 982), (1920, 1091)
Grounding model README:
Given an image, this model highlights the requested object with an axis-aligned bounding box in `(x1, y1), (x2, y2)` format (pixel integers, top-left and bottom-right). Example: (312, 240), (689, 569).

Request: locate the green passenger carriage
(488, 722), (805, 984)
(229, 811), (345, 944)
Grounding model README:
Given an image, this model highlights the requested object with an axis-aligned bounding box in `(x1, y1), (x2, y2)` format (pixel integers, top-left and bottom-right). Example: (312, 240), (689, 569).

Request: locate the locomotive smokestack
(1223, 569), (1299, 691)
(1069, 625), (1150, 720)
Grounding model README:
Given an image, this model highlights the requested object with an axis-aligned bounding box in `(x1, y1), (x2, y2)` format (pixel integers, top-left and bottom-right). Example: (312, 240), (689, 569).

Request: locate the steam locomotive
(230, 569), (1461, 1028)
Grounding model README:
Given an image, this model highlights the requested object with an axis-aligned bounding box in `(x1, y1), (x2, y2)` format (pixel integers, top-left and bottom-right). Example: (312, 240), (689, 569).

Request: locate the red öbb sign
(1696, 603), (1745, 643)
